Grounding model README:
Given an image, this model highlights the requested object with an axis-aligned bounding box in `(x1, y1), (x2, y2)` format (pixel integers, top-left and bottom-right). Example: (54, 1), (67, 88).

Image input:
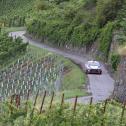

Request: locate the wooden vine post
(40, 91), (46, 114)
(90, 97), (93, 106)
(101, 99), (108, 126)
(61, 93), (64, 108)
(25, 90), (30, 112)
(10, 94), (15, 114)
(49, 92), (54, 109)
(31, 90), (39, 116)
(16, 94), (20, 108)
(120, 102), (126, 124)
(29, 90), (39, 126)
(73, 96), (78, 113)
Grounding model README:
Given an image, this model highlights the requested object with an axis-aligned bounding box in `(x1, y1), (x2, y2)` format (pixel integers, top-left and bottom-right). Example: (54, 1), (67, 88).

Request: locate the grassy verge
(62, 89), (87, 99)
(60, 58), (87, 99)
(1, 27), (25, 33)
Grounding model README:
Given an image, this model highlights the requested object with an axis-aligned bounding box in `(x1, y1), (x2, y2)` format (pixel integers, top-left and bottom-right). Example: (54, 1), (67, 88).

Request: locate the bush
(96, 0), (124, 27)
(99, 22), (115, 60)
(34, 0), (49, 11)
(84, 0), (97, 9)
(111, 54), (120, 71)
(0, 33), (28, 65)
(71, 23), (99, 46)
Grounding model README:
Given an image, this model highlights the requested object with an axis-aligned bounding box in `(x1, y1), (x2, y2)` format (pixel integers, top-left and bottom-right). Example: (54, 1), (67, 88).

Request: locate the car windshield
(88, 61), (100, 67)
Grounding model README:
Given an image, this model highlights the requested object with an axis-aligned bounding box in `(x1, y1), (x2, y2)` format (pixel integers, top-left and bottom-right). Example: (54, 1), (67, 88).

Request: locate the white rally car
(85, 61), (102, 74)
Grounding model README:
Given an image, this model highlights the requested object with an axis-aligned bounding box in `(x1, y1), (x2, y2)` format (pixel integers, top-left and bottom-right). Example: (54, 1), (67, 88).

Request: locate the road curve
(9, 31), (114, 103)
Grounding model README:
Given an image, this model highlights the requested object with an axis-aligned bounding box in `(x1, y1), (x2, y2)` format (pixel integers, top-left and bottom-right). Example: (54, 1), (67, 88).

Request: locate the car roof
(87, 61), (100, 63)
(87, 61), (101, 65)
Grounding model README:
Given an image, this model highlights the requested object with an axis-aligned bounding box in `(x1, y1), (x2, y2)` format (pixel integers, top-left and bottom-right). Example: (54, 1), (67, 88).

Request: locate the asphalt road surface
(9, 31), (114, 103)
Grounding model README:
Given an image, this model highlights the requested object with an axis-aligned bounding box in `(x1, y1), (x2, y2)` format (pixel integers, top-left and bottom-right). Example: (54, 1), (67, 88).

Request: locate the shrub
(99, 22), (115, 60)
(0, 33), (28, 65)
(34, 0), (49, 11)
(111, 54), (120, 71)
(96, 0), (124, 27)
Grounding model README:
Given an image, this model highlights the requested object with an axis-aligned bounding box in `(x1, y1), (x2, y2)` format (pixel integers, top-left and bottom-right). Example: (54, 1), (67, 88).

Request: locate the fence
(1, 90), (126, 126)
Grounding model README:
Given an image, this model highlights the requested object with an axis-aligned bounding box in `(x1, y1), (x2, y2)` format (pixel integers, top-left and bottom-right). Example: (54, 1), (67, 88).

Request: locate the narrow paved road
(9, 31), (114, 103)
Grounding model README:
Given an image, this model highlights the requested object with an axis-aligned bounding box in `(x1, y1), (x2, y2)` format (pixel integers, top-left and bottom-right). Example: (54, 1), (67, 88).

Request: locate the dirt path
(9, 31), (114, 103)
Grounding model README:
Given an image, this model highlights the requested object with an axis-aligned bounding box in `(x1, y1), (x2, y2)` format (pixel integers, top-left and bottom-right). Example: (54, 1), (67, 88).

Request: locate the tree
(96, 0), (124, 27)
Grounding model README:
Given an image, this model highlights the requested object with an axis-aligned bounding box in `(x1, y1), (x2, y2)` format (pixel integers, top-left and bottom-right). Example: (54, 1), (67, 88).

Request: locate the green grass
(0, 0), (33, 17)
(1, 27), (26, 33)
(57, 58), (87, 99)
(63, 59), (85, 90)
(62, 89), (87, 99)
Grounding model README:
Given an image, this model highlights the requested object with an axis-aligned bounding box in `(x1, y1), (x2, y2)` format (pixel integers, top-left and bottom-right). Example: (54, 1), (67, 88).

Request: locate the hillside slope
(0, 0), (125, 58)
(25, 0), (126, 60)
(0, 0), (33, 17)
(0, 100), (126, 126)
(0, 0), (126, 102)
(0, 0), (33, 27)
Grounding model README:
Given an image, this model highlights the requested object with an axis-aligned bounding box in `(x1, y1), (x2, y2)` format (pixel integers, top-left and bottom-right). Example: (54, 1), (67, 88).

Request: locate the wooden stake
(61, 93), (64, 107)
(29, 90), (39, 126)
(10, 94), (14, 104)
(73, 96), (78, 113)
(31, 90), (39, 115)
(16, 95), (20, 108)
(101, 99), (108, 126)
(90, 97), (93, 105)
(49, 92), (54, 109)
(40, 91), (46, 114)
(25, 90), (30, 112)
(10, 94), (15, 114)
(120, 102), (126, 124)
(103, 99), (108, 113)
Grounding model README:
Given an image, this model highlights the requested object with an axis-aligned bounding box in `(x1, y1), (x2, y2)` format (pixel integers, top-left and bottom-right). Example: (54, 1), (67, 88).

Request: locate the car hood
(87, 65), (100, 69)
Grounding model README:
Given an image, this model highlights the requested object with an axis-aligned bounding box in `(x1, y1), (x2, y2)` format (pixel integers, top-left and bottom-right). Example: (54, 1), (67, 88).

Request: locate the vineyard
(0, 42), (64, 101)
(0, 0), (33, 27)
(0, 93), (126, 126)
(0, 41), (86, 101)
(0, 0), (126, 125)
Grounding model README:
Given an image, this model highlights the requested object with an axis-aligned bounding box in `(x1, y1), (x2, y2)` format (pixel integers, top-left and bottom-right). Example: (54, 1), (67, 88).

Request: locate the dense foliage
(0, 0), (125, 60)
(26, 0), (124, 51)
(110, 53), (120, 71)
(99, 22), (115, 60)
(0, 33), (28, 65)
(0, 0), (33, 27)
(96, 0), (124, 27)
(26, 0), (99, 47)
(0, 100), (126, 126)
